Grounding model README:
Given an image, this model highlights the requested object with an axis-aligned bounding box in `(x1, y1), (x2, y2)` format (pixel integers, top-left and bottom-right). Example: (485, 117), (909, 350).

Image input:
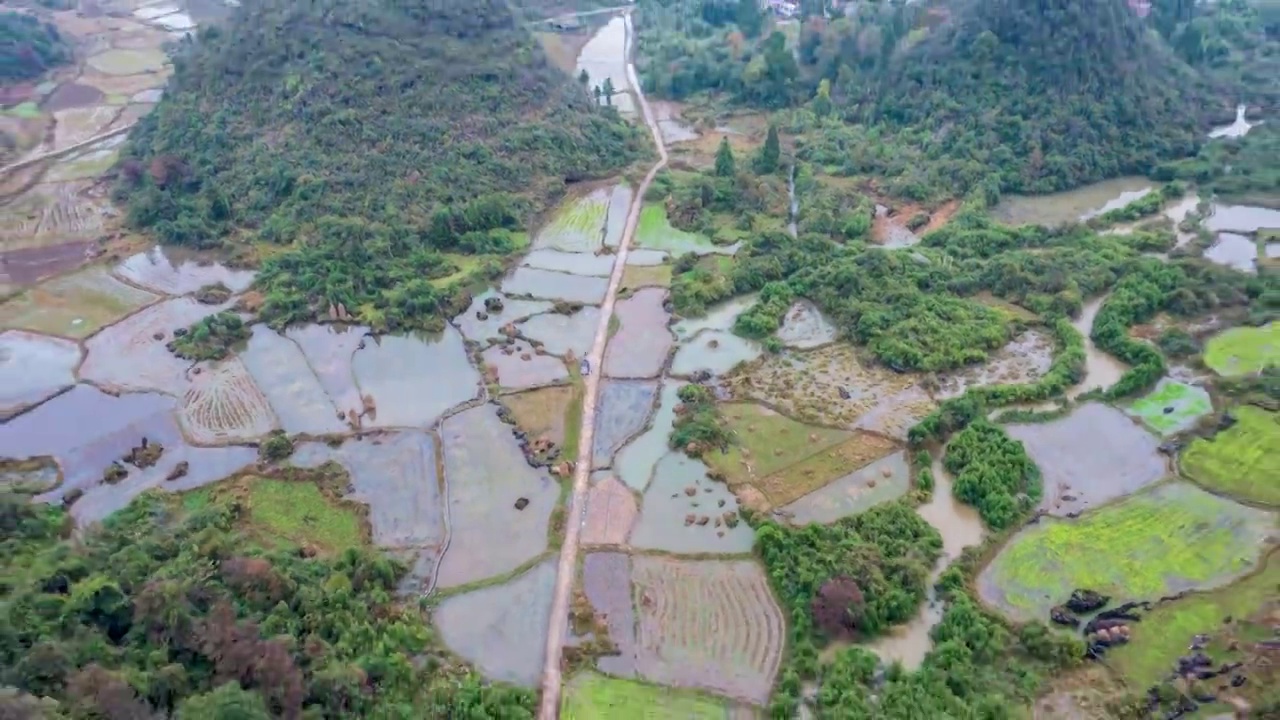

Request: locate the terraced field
(178, 358), (277, 443)
(630, 556), (785, 705)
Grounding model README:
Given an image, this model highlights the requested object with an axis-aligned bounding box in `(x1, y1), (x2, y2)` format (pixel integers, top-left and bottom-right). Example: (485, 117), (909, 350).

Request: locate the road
(536, 10), (668, 719)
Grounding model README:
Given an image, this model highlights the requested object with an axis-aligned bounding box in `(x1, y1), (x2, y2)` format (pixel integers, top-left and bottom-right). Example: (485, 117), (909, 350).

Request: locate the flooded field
(352, 328), (480, 426)
(80, 297), (224, 396)
(775, 301), (837, 349)
(1203, 321), (1276, 377)
(780, 451), (910, 524)
(1124, 379), (1212, 436)
(615, 381), (682, 490)
(992, 177), (1154, 227)
(630, 556), (784, 705)
(629, 452), (755, 554)
(670, 331), (762, 377)
(483, 339), (569, 389)
(0, 330), (81, 418)
(592, 380), (658, 469)
(576, 17), (633, 115)
(583, 551), (639, 676)
(0, 266), (158, 338)
(1180, 406), (1279, 506)
(434, 405), (557, 589)
(1204, 232), (1260, 273)
(455, 290), (553, 345)
(522, 248), (616, 276)
(518, 306), (601, 358)
(504, 267), (609, 304)
(582, 475), (638, 545)
(977, 482), (1275, 622)
(935, 330), (1054, 400)
(115, 246), (255, 295)
(1007, 403), (1167, 516)
(604, 288), (672, 378)
(636, 205), (738, 255)
(435, 558), (556, 686)
(241, 324), (346, 435)
(533, 187), (611, 252)
(1069, 295), (1128, 397)
(285, 324), (366, 413)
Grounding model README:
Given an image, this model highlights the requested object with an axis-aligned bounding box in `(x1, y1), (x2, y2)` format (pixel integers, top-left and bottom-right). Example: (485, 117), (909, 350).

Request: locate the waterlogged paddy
(615, 381), (682, 490)
(672, 294), (756, 340)
(1180, 406), (1280, 506)
(434, 405), (557, 589)
(0, 266), (158, 338)
(241, 324), (346, 435)
(780, 451), (910, 525)
(1007, 403), (1166, 517)
(775, 301), (837, 349)
(534, 187), (610, 252)
(522, 248), (616, 276)
(518, 306), (601, 358)
(1204, 232), (1260, 273)
(80, 297), (226, 396)
(1203, 321), (1277, 377)
(593, 380), (659, 470)
(670, 331), (762, 377)
(583, 551), (639, 677)
(1203, 204), (1280, 234)
(935, 330), (1054, 400)
(576, 17), (632, 113)
(992, 176), (1154, 227)
(1125, 379), (1212, 436)
(604, 288), (672, 378)
(978, 482), (1275, 622)
(636, 205), (739, 256)
(582, 474), (638, 546)
(284, 324), (366, 414)
(115, 246), (255, 295)
(454, 290), (554, 345)
(435, 558), (555, 686)
(483, 339), (569, 389)
(630, 452), (755, 554)
(352, 327), (480, 427)
(0, 330), (81, 418)
(504, 267), (609, 304)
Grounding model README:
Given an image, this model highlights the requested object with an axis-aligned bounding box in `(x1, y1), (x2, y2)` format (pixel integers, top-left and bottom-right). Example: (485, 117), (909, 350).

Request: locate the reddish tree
(810, 576), (865, 638)
(65, 664), (156, 720)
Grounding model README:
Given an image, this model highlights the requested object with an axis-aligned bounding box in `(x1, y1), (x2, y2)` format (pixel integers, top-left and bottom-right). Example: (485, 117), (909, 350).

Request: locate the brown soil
(42, 83), (107, 113)
(0, 241), (94, 287)
(871, 199), (959, 244)
(501, 384), (576, 446)
(580, 475), (637, 545)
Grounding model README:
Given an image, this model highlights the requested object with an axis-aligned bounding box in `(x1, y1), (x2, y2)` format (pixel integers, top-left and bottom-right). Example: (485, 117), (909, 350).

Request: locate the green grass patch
(1125, 379), (1212, 436)
(619, 263), (672, 292)
(536, 192), (609, 251)
(1203, 322), (1278, 377)
(1107, 551), (1280, 689)
(1181, 405), (1280, 506)
(244, 478), (365, 552)
(562, 672), (731, 719)
(980, 481), (1275, 621)
(4, 101), (42, 119)
(704, 402), (851, 489)
(562, 369), (585, 460)
(635, 204), (724, 255)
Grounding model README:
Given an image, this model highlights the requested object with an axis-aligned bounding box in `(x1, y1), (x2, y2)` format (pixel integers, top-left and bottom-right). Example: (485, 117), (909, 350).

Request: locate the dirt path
(536, 11), (668, 719)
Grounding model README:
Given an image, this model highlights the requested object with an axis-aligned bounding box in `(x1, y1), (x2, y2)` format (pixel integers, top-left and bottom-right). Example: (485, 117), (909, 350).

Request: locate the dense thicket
(119, 0), (644, 331)
(0, 491), (535, 718)
(943, 422), (1041, 529)
(0, 11), (70, 81)
(669, 383), (733, 455)
(1155, 123), (1280, 201)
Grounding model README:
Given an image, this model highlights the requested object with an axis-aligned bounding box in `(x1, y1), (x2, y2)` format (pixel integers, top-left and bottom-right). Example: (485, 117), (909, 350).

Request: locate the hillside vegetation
(119, 0), (644, 332)
(1, 10), (71, 82)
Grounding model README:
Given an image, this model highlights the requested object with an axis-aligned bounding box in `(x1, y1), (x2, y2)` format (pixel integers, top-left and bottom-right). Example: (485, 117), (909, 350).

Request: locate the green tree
(577, 68), (589, 85)
(757, 124), (781, 174)
(736, 0), (764, 38)
(176, 683), (271, 720)
(601, 76), (615, 105)
(714, 137), (737, 177)
(812, 78), (833, 117)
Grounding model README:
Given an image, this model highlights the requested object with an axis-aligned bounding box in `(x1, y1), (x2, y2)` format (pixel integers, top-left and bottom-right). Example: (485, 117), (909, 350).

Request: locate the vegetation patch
(563, 672), (732, 719)
(669, 383), (732, 456)
(533, 188), (610, 252)
(1180, 405), (1280, 506)
(756, 433), (899, 508)
(500, 384), (577, 449)
(0, 266), (158, 339)
(167, 311), (249, 361)
(635, 204), (727, 255)
(944, 421), (1042, 530)
(1, 11), (72, 81)
(212, 473), (365, 553)
(1125, 379), (1213, 436)
(704, 402), (851, 487)
(1203, 322), (1278, 378)
(977, 481), (1275, 622)
(781, 451), (911, 524)
(619, 263), (672, 291)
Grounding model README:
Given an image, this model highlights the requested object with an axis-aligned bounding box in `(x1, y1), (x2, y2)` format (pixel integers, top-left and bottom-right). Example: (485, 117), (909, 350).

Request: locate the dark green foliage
(1157, 328), (1199, 358)
(0, 11), (70, 82)
(733, 280), (792, 339)
(167, 311), (248, 362)
(119, 0), (643, 330)
(1154, 123), (1280, 201)
(1090, 182), (1186, 227)
(670, 383), (732, 455)
(944, 422), (1042, 530)
(756, 124), (781, 174)
(0, 492), (535, 717)
(257, 431), (294, 463)
(715, 136), (736, 177)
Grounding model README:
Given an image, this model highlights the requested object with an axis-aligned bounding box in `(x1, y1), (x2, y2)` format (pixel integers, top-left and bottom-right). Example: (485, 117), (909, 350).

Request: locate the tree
(812, 78), (833, 117)
(601, 77), (615, 106)
(757, 125), (781, 174)
(714, 137), (737, 177)
(811, 576), (867, 638)
(176, 683), (270, 720)
(735, 0), (764, 38)
(577, 68), (589, 85)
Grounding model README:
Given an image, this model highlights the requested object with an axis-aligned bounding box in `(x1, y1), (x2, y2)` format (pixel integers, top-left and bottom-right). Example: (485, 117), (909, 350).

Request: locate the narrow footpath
(537, 11), (669, 719)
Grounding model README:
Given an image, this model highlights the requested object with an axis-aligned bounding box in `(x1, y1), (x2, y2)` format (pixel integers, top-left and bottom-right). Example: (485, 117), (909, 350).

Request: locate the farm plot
(291, 431), (446, 550)
(775, 300), (838, 349)
(781, 451), (910, 524)
(533, 188), (610, 252)
(518, 306), (601, 358)
(522, 249), (616, 276)
(619, 264), (672, 293)
(50, 106), (120, 151)
(635, 205), (736, 256)
(1125, 379), (1212, 436)
(629, 452), (755, 554)
(501, 385), (577, 447)
(671, 294), (756, 340)
(434, 406), (558, 589)
(0, 241), (93, 289)
(285, 324), (367, 414)
(563, 673), (741, 720)
(114, 246), (255, 295)
(615, 382), (682, 490)
(1, 181), (113, 251)
(80, 298), (224, 396)
(603, 287), (672, 378)
(86, 48), (167, 75)
(434, 559), (555, 686)
(241, 325), (347, 435)
(582, 552), (638, 677)
(192, 475), (368, 554)
(581, 475), (638, 546)
(670, 331), (762, 377)
(351, 327), (479, 428)
(934, 330), (1054, 400)
(177, 358), (277, 444)
(0, 266), (158, 338)
(482, 339), (568, 389)
(603, 184), (633, 248)
(1203, 322), (1277, 377)
(43, 82), (105, 112)
(702, 402), (851, 491)
(977, 481), (1276, 622)
(630, 556), (785, 705)
(592, 380), (658, 470)
(454, 290), (553, 345)
(503, 267), (609, 304)
(724, 344), (927, 431)
(0, 330), (81, 418)
(43, 143), (120, 183)
(1180, 406), (1279, 506)
(1007, 403), (1167, 517)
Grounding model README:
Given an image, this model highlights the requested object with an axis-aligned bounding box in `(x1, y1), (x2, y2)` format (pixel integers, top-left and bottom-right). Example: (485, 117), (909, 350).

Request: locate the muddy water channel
(992, 177), (1153, 227)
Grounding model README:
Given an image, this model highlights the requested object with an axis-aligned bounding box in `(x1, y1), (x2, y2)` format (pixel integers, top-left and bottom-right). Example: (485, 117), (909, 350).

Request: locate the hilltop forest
(118, 0), (646, 333)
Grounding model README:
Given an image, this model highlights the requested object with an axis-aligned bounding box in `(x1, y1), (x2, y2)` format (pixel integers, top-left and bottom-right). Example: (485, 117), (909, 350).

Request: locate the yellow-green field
(1203, 322), (1277, 377)
(1181, 406), (1280, 506)
(562, 672), (734, 719)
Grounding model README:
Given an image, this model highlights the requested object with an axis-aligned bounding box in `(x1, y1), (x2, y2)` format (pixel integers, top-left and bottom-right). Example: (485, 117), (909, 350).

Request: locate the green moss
(1203, 322), (1278, 377)
(1107, 552), (1280, 688)
(982, 482), (1275, 621)
(562, 672), (731, 719)
(635, 204), (724, 255)
(245, 478), (365, 552)
(1125, 379), (1212, 436)
(1181, 406), (1280, 506)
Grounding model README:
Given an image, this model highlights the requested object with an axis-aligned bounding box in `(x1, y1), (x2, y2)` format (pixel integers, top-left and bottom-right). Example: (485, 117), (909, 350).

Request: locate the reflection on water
(1204, 233), (1259, 273)
(576, 17), (631, 111)
(992, 177), (1153, 227)
(1204, 204), (1280, 234)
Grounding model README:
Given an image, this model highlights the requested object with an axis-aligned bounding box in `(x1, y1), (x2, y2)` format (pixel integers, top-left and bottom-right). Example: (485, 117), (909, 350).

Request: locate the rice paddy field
(563, 673), (743, 719)
(977, 482), (1276, 622)
(1180, 405), (1280, 506)
(1202, 321), (1278, 377)
(635, 204), (734, 255)
(1124, 378), (1213, 436)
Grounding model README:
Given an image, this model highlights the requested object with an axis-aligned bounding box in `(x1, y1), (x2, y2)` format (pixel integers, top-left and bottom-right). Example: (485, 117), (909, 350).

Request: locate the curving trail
(537, 10), (668, 719)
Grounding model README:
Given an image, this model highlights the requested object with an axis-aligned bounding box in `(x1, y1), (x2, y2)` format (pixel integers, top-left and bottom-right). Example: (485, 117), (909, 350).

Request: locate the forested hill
(878, 0), (1205, 194)
(120, 0), (645, 247)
